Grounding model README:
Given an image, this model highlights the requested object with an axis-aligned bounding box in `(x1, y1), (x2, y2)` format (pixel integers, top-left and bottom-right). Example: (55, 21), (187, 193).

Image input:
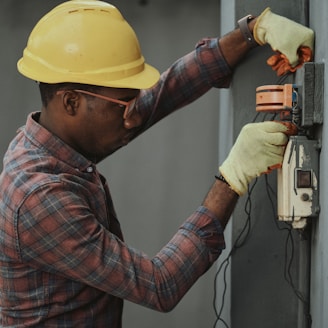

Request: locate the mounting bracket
(294, 62), (324, 128)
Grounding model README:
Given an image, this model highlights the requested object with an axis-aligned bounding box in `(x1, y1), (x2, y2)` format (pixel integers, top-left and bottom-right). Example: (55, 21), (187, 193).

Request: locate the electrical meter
(277, 136), (320, 229)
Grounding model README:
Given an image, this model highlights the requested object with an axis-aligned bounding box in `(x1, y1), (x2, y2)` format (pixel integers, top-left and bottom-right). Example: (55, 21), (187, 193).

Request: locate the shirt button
(87, 166), (93, 173)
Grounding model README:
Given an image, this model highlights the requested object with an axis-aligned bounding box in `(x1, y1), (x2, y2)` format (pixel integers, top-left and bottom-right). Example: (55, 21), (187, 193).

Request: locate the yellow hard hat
(17, 0), (160, 89)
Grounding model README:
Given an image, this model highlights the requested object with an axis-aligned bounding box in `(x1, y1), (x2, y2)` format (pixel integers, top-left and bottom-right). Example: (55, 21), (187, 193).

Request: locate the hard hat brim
(17, 58), (160, 90)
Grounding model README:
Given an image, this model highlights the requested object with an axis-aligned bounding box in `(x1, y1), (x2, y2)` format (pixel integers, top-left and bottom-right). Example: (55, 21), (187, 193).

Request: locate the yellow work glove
(219, 122), (291, 196)
(254, 7), (314, 67)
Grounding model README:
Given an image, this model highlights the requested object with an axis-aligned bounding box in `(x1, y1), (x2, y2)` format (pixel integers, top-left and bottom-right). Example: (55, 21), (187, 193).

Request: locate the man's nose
(123, 110), (143, 129)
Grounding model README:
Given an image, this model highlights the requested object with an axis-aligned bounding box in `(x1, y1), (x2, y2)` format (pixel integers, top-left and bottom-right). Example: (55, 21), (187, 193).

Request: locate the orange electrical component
(256, 84), (293, 112)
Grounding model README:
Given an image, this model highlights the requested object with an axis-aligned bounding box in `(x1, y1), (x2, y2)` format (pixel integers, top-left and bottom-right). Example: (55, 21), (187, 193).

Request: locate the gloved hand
(219, 121), (295, 196)
(254, 7), (314, 68)
(267, 46), (313, 76)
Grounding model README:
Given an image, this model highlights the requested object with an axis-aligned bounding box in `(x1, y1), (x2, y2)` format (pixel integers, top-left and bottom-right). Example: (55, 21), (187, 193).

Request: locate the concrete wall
(309, 1), (328, 327)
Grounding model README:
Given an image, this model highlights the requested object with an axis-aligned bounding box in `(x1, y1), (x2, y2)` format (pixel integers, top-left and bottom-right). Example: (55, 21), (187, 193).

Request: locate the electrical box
(277, 136), (320, 229)
(256, 63), (324, 229)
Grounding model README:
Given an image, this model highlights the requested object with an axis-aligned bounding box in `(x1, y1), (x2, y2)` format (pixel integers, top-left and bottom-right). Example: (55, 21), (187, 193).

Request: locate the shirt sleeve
(135, 37), (233, 129)
(17, 182), (225, 312)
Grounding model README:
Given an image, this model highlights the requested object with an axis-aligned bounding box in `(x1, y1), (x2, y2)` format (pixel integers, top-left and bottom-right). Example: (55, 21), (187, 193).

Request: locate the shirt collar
(24, 112), (94, 173)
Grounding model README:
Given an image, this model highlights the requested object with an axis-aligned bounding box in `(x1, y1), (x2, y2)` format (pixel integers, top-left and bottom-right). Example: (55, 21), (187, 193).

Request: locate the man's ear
(62, 91), (80, 115)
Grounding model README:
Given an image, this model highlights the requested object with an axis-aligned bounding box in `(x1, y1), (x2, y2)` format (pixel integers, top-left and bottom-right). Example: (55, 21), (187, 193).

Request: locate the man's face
(67, 87), (142, 162)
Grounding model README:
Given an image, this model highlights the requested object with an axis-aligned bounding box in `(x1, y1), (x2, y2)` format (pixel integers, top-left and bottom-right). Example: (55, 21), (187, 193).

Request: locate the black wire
(212, 179), (258, 327)
(212, 255), (230, 328)
(264, 174), (291, 233)
(234, 180), (257, 249)
(212, 109), (264, 327)
(264, 174), (311, 316)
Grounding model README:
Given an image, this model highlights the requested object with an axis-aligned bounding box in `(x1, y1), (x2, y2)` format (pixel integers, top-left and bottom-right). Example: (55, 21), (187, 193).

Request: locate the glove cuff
(253, 7), (272, 46)
(218, 165), (248, 196)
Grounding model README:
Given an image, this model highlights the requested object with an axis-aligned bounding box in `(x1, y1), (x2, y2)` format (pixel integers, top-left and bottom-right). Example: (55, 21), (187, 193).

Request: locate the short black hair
(38, 82), (102, 107)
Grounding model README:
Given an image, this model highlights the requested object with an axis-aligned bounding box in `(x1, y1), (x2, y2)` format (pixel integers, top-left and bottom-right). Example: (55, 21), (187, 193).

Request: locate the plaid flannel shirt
(0, 38), (232, 327)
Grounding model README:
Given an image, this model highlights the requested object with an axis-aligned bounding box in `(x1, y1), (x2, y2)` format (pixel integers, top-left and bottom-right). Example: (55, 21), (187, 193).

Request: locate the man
(0, 1), (314, 326)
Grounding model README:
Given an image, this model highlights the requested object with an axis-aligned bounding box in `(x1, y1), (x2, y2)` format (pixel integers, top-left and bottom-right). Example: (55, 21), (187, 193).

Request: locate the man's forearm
(202, 179), (239, 229)
(219, 17), (258, 68)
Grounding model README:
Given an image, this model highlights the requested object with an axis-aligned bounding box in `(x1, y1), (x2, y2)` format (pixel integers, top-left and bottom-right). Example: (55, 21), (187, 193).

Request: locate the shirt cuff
(181, 206), (226, 257)
(195, 37), (233, 88)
